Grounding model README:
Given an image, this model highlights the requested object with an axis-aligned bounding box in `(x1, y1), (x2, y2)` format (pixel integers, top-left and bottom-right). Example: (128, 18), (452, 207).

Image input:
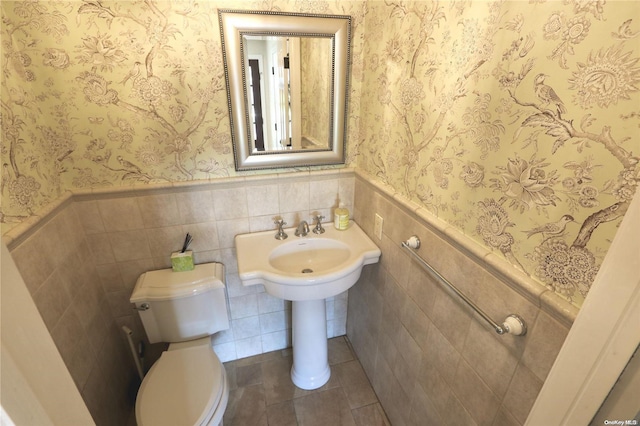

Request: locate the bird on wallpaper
(120, 61), (142, 86)
(117, 155), (142, 173)
(534, 73), (567, 116)
(524, 214), (575, 239)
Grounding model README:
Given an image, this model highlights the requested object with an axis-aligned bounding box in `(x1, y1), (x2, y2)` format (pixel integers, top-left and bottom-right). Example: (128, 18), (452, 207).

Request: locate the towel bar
(402, 236), (527, 336)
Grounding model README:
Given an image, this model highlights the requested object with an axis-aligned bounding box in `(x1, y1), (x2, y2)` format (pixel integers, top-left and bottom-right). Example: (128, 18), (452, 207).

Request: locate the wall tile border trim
(354, 169), (578, 328)
(2, 168), (355, 249)
(2, 191), (75, 250)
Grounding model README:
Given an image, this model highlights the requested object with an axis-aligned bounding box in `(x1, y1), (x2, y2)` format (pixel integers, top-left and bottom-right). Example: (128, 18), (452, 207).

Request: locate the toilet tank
(130, 263), (230, 344)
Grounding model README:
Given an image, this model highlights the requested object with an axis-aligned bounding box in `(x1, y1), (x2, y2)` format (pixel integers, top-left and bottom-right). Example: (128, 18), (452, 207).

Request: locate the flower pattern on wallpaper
(1, 1), (227, 222)
(0, 0), (363, 226)
(300, 37), (332, 146)
(358, 1), (639, 307)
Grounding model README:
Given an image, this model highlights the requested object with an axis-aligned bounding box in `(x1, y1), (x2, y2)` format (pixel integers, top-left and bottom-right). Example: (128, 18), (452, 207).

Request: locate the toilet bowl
(135, 337), (228, 426)
(130, 263), (231, 426)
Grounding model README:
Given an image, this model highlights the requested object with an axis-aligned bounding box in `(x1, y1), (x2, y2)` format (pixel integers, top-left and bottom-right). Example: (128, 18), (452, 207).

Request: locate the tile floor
(222, 336), (390, 426)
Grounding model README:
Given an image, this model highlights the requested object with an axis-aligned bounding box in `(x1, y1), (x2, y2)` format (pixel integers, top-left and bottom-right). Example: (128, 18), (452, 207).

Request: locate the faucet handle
(312, 215), (325, 234)
(274, 219), (288, 240)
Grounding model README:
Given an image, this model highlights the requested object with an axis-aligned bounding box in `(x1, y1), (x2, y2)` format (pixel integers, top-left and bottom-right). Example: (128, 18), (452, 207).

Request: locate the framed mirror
(219, 10), (351, 171)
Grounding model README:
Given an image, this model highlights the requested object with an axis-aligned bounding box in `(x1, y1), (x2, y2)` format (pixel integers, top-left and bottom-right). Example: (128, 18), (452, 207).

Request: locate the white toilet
(130, 262), (230, 426)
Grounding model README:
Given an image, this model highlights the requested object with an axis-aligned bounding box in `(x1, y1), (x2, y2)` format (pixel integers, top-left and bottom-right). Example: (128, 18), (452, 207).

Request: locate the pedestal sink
(235, 221), (380, 390)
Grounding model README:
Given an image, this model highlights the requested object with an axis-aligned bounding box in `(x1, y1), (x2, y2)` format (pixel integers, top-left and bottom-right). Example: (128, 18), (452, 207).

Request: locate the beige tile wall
(75, 170), (355, 362)
(347, 172), (572, 426)
(4, 169), (355, 424)
(7, 200), (134, 426)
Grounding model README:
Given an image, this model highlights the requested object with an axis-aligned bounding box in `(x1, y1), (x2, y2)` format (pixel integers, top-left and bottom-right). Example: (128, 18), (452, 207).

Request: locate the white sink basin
(268, 238), (350, 274)
(235, 221), (381, 301)
(235, 220), (380, 390)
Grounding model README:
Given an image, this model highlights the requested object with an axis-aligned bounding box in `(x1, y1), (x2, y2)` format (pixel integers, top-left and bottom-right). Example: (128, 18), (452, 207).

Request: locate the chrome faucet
(274, 219), (288, 240)
(295, 220), (310, 237)
(312, 215), (325, 234)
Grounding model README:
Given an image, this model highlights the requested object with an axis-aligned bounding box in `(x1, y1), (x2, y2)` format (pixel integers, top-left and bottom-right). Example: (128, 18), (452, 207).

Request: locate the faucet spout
(295, 220), (310, 237)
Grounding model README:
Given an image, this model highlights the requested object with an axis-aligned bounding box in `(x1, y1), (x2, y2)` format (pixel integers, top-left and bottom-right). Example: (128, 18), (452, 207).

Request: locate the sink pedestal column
(290, 299), (330, 390)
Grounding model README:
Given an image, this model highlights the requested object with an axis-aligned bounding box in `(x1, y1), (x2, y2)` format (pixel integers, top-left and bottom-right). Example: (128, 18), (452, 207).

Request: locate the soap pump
(334, 203), (349, 230)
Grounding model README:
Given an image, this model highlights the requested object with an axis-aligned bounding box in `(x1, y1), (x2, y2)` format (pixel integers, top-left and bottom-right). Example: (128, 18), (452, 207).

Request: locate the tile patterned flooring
(222, 336), (391, 426)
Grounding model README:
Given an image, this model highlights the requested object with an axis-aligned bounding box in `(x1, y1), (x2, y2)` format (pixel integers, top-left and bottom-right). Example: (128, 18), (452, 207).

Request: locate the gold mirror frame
(219, 10), (351, 171)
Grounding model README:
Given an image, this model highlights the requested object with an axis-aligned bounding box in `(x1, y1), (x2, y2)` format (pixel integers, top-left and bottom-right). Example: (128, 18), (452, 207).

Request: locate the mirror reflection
(244, 35), (332, 152)
(219, 10), (350, 171)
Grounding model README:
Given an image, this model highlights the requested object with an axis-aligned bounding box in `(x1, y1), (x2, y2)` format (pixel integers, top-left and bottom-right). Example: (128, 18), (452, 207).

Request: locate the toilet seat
(136, 345), (227, 426)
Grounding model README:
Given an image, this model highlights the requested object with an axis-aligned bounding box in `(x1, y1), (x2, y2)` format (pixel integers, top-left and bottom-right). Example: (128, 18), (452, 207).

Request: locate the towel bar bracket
(402, 236), (527, 337)
(502, 314), (527, 336)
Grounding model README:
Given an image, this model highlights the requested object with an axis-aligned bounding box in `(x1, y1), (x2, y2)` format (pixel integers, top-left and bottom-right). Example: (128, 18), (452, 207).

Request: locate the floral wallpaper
(357, 0), (640, 307)
(1, 0), (639, 308)
(0, 0), (365, 224)
(300, 36), (332, 145)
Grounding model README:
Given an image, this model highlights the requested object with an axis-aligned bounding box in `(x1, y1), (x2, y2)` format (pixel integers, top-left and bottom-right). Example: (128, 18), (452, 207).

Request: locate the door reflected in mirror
(244, 36), (332, 153)
(219, 10), (351, 171)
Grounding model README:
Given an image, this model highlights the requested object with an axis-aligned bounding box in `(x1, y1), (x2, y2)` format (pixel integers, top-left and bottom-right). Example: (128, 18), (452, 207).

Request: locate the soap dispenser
(334, 203), (349, 230)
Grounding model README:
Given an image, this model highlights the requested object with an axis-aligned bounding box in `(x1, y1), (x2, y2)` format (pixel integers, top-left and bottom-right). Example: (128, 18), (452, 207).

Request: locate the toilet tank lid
(130, 262), (225, 302)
